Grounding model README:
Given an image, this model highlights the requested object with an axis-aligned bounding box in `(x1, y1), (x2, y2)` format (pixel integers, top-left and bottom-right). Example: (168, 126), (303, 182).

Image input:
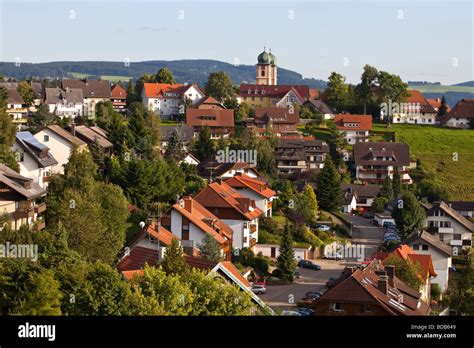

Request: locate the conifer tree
(315, 157), (342, 212)
(276, 223), (296, 283)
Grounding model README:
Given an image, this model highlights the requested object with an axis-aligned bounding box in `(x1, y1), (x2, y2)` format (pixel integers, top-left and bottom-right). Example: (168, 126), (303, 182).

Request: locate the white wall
(409, 242), (451, 291)
(34, 130), (73, 174)
(254, 244), (308, 261)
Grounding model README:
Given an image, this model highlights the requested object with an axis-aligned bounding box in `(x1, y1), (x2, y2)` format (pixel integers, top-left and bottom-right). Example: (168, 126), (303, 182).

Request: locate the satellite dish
(139, 221), (145, 229)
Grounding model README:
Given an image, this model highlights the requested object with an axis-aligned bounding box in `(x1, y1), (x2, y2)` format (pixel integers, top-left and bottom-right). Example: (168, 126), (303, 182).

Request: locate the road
(343, 213), (384, 258)
(258, 259), (346, 309)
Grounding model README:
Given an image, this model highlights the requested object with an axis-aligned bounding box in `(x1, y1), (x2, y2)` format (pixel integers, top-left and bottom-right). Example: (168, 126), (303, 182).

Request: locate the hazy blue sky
(1, 0), (473, 84)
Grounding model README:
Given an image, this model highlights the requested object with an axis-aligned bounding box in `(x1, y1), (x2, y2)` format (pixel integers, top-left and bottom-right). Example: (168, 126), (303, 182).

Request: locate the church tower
(256, 48), (277, 85)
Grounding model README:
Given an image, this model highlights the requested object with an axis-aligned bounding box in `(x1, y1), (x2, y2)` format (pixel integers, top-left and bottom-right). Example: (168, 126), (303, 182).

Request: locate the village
(0, 48), (473, 318)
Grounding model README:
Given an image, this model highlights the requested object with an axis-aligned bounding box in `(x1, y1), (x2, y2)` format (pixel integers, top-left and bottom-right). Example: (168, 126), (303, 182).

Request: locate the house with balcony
(405, 230), (453, 292)
(422, 201), (473, 254)
(13, 132), (58, 189)
(313, 259), (430, 316)
(238, 84), (309, 108)
(333, 114), (372, 144)
(354, 142), (412, 184)
(44, 87), (84, 118)
(224, 173), (277, 217)
(110, 83), (127, 112)
(186, 108), (234, 139)
(194, 181), (263, 250)
(5, 88), (28, 129)
(274, 137), (329, 178)
(141, 83), (205, 120)
(243, 107), (300, 137)
(34, 125), (88, 174)
(0, 163), (47, 232)
(446, 201), (474, 218)
(161, 196), (234, 260)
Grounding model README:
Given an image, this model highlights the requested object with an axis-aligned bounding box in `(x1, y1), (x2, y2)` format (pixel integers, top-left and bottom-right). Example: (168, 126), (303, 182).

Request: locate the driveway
(258, 259), (346, 309)
(343, 213), (384, 257)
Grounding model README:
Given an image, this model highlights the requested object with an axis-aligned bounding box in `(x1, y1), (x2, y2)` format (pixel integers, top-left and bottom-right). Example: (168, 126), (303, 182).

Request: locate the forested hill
(0, 60), (327, 88)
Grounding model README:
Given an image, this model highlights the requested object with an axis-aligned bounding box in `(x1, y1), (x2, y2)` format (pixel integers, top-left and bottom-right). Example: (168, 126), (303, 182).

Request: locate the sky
(0, 0), (473, 84)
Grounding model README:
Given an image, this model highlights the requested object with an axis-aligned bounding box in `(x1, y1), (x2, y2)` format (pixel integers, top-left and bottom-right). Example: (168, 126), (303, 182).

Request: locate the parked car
(293, 270), (301, 279)
(305, 290), (323, 298)
(281, 310), (302, 316)
(298, 260), (321, 270)
(303, 294), (321, 302)
(362, 213), (374, 219)
(297, 307), (315, 316)
(317, 225), (331, 232)
(251, 284), (266, 295)
(383, 221), (397, 228)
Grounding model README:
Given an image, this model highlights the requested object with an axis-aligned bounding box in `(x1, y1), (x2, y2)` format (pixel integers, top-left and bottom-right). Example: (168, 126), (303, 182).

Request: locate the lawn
(409, 85), (474, 94)
(372, 123), (474, 200)
(69, 72), (131, 82)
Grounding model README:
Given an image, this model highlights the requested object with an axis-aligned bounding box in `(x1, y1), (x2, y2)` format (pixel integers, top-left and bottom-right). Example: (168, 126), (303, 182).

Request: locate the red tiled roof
(186, 109), (234, 128)
(224, 173), (276, 199)
(117, 246), (160, 272)
(427, 98), (450, 113)
(171, 197), (233, 244)
(194, 182), (263, 221)
(382, 245), (437, 279)
(111, 84), (127, 99)
(194, 96), (225, 109)
(407, 90), (436, 113)
(334, 114), (372, 131)
(218, 261), (251, 288)
(143, 83), (200, 98)
(184, 254), (217, 270)
(441, 98), (474, 123)
(254, 107), (300, 125)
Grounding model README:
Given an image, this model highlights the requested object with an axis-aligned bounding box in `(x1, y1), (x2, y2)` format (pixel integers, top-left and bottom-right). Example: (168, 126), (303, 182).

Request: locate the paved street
(343, 213), (384, 258)
(259, 259), (346, 309)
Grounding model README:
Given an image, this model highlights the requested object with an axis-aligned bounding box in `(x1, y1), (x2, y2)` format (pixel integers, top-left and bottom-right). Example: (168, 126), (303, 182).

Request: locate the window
(182, 230), (189, 240)
(453, 234), (461, 240)
(360, 304), (372, 313)
(331, 302), (342, 312)
(413, 244), (420, 250)
(261, 70), (265, 77)
(422, 245), (429, 251)
(43, 135), (49, 142)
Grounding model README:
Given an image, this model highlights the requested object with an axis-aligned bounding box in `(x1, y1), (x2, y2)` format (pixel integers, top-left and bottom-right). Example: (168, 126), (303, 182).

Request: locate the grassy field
(409, 84), (474, 94)
(372, 124), (474, 200)
(70, 72), (131, 82)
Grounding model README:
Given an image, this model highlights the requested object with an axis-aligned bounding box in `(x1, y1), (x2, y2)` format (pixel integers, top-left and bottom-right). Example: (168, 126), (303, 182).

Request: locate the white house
(13, 132), (58, 189)
(34, 125), (88, 174)
(141, 83), (205, 120)
(162, 196), (234, 260)
(5, 88), (28, 129)
(387, 90), (437, 125)
(225, 173), (277, 217)
(194, 182), (263, 250)
(422, 201), (474, 254)
(341, 184), (381, 213)
(45, 87), (84, 118)
(254, 243), (311, 261)
(405, 230), (453, 292)
(62, 79), (111, 117)
(440, 99), (474, 128)
(333, 114), (372, 144)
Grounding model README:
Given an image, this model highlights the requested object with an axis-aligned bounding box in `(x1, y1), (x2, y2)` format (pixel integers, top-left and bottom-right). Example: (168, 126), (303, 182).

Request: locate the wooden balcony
(12, 208), (34, 220)
(249, 238), (257, 248)
(34, 202), (47, 214)
(250, 224), (257, 233)
(33, 220), (46, 231)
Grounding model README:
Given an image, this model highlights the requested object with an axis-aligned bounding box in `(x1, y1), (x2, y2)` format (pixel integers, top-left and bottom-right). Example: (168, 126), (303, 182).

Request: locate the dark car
(305, 290), (323, 298)
(297, 307), (315, 316)
(303, 294), (320, 302)
(383, 221), (397, 228)
(298, 260), (321, 270)
(362, 213), (374, 219)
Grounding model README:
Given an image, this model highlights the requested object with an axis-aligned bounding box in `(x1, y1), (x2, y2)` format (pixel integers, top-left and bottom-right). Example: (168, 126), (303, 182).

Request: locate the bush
(431, 284), (442, 301)
(259, 217), (280, 235)
(271, 268), (283, 278)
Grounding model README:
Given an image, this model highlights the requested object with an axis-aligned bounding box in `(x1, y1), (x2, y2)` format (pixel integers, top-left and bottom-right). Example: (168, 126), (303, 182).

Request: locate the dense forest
(0, 60), (327, 88)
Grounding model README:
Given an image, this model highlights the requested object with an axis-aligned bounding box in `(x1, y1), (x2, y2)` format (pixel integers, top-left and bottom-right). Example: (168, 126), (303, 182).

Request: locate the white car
(317, 225), (331, 232)
(251, 284), (266, 295)
(281, 310), (302, 316)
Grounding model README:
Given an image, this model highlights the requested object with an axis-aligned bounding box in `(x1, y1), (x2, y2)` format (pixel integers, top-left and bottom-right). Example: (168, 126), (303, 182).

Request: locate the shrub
(431, 284), (442, 301)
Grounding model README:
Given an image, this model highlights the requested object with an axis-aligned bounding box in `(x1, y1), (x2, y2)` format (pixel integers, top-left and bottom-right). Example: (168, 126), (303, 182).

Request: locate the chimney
(71, 123), (76, 137)
(378, 275), (388, 295)
(183, 197), (192, 214)
(385, 265), (395, 287)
